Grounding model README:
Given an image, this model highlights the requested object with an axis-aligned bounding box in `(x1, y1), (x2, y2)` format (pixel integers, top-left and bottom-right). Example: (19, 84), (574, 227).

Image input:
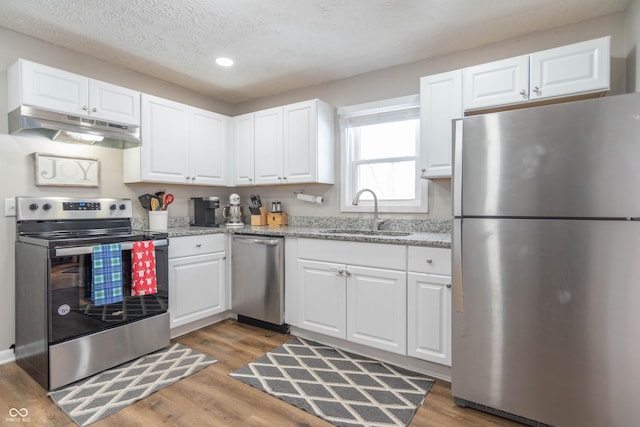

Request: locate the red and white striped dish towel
(131, 240), (157, 296)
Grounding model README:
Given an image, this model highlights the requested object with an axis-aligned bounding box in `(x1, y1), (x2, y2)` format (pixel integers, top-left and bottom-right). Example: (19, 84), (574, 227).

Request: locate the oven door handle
(54, 239), (168, 257)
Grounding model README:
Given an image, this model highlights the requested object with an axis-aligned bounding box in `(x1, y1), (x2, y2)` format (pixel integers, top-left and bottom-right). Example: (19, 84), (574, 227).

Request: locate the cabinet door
(254, 107), (284, 185)
(140, 94), (190, 183)
(190, 107), (227, 186)
(530, 36), (610, 101)
(89, 79), (140, 125)
(297, 259), (346, 339)
(169, 252), (226, 329)
(420, 70), (462, 178)
(346, 265), (406, 354)
(20, 59), (88, 115)
(232, 113), (255, 185)
(283, 100), (316, 183)
(407, 272), (451, 365)
(463, 55), (529, 111)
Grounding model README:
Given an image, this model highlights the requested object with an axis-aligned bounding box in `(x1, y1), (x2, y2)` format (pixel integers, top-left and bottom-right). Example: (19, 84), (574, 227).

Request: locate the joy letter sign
(34, 153), (99, 187)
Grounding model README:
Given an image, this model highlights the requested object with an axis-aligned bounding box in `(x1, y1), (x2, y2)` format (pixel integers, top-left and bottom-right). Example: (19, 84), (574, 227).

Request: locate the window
(339, 95), (427, 213)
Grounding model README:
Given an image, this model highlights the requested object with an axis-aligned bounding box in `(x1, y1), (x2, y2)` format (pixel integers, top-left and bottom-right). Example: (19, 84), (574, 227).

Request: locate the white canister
(148, 210), (168, 231)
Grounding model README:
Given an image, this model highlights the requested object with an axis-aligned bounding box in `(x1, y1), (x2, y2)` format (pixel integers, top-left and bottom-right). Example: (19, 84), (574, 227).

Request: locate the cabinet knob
(345, 270), (352, 277)
(446, 284), (452, 288)
(82, 105), (88, 111)
(533, 86), (542, 96)
(426, 258), (433, 264)
(91, 107), (97, 112)
(519, 89), (527, 97)
(191, 177), (196, 181)
(249, 177), (253, 182)
(421, 168), (426, 173)
(186, 176), (191, 181)
(196, 243), (202, 248)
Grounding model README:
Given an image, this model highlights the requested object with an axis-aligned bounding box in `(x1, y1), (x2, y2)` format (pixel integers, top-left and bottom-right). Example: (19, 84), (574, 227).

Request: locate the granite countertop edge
(165, 225), (451, 249)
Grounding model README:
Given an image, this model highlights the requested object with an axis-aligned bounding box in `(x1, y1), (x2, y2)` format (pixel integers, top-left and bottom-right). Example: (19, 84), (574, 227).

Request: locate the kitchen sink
(321, 229), (411, 237)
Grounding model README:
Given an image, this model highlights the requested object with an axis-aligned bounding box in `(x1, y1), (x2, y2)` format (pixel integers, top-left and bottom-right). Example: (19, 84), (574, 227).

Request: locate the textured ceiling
(0, 0), (630, 104)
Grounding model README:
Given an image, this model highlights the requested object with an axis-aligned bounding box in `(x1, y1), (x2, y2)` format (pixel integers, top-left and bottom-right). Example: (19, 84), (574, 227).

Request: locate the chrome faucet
(352, 188), (385, 230)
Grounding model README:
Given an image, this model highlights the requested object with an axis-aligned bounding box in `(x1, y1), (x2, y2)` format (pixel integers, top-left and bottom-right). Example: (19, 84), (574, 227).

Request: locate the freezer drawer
(231, 235), (284, 325)
(452, 218), (640, 426)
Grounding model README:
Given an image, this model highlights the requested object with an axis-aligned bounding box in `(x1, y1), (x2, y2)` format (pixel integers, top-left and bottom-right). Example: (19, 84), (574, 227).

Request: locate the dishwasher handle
(233, 235), (282, 246)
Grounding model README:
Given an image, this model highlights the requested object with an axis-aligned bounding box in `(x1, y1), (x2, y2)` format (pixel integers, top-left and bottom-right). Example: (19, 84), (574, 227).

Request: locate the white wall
(0, 9), (634, 356)
(626, 0), (640, 91)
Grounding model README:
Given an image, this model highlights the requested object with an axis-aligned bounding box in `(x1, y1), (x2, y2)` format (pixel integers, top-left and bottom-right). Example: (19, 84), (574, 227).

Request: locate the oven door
(49, 239), (168, 344)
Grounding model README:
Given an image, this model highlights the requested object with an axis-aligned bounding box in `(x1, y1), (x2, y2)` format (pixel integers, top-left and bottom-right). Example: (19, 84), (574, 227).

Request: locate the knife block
(250, 207), (268, 226)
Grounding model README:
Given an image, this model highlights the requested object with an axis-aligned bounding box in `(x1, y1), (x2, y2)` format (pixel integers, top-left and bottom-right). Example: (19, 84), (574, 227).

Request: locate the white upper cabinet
(463, 55), (530, 111)
(123, 94), (228, 185)
(10, 59), (140, 126)
(231, 113), (255, 185)
(232, 99), (335, 186)
(138, 94), (190, 184)
(463, 36), (610, 111)
(189, 107), (227, 186)
(420, 70), (463, 179)
(284, 100), (334, 184)
(254, 107), (284, 185)
(529, 36), (610, 101)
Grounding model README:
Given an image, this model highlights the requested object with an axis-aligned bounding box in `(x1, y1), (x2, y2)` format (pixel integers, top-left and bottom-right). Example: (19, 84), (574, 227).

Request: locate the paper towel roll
(296, 193), (323, 204)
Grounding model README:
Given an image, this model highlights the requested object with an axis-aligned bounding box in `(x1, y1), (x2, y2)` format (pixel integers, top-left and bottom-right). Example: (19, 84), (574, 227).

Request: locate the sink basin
(321, 229), (411, 237)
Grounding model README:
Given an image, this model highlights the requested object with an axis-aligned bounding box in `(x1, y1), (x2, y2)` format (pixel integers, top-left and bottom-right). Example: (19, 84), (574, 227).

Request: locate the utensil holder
(251, 206), (268, 226)
(149, 210), (168, 231)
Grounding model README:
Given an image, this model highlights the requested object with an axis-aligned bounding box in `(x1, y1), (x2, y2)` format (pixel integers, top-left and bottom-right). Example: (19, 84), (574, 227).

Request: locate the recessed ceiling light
(215, 57), (234, 67)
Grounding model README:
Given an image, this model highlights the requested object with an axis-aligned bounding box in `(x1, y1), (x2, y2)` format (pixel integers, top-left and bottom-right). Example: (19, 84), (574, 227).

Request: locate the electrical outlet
(4, 198), (16, 217)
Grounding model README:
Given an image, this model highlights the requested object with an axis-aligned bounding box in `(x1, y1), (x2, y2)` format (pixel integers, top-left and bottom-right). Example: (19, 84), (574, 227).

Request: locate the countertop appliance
(223, 193), (244, 228)
(15, 197), (170, 390)
(192, 197), (220, 227)
(452, 92), (640, 426)
(231, 234), (287, 333)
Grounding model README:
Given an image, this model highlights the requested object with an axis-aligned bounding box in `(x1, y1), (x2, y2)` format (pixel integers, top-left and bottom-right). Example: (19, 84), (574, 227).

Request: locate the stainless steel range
(14, 196), (170, 390)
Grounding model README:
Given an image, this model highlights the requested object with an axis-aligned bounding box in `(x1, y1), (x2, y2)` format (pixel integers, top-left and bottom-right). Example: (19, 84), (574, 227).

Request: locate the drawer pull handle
(426, 258), (433, 263)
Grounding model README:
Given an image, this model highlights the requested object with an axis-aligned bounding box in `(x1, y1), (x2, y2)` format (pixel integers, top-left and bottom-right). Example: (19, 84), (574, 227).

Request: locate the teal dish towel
(92, 243), (123, 306)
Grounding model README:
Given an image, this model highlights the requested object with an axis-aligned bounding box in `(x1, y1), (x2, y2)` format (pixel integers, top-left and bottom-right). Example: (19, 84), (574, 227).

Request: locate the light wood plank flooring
(0, 319), (522, 426)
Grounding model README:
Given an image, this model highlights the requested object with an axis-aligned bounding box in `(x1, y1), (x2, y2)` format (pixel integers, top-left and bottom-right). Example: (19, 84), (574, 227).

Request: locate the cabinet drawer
(169, 234), (225, 258)
(407, 247), (451, 275)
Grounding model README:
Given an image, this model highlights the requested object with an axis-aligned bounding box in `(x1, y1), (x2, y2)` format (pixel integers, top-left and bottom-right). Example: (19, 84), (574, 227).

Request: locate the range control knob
(110, 204), (117, 211)
(42, 203), (52, 211)
(119, 204), (127, 210)
(29, 203), (39, 211)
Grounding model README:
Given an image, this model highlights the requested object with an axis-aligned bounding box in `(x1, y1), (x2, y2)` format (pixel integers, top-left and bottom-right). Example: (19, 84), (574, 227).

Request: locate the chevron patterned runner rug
(230, 337), (434, 427)
(49, 343), (216, 426)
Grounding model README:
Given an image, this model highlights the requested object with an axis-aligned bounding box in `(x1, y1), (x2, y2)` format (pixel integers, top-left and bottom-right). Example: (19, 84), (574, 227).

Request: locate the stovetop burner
(15, 196), (166, 248)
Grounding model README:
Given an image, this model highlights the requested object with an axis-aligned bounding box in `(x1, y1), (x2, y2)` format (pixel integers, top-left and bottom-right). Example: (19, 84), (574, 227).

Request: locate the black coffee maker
(191, 197), (220, 227)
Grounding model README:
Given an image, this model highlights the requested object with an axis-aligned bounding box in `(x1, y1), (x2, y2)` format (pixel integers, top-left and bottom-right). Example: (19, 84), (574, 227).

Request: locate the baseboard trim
(0, 348), (16, 365)
(170, 311), (235, 338)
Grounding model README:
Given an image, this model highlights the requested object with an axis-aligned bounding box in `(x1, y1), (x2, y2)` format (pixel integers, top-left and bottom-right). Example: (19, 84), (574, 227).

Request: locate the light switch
(4, 198), (16, 217)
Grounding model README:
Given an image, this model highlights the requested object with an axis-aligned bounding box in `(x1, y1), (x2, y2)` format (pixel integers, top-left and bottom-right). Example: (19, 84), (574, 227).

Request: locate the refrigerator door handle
(453, 119), (463, 217)
(453, 218), (464, 313)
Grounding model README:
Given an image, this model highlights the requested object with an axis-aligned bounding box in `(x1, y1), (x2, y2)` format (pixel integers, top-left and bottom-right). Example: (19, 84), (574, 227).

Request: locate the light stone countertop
(165, 224), (451, 249)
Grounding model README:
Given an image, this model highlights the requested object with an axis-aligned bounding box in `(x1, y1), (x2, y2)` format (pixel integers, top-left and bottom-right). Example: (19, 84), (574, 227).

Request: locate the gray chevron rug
(230, 337), (434, 427)
(49, 343), (216, 426)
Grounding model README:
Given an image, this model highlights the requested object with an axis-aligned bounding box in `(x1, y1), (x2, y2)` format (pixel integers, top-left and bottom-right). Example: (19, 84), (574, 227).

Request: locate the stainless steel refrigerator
(452, 92), (640, 427)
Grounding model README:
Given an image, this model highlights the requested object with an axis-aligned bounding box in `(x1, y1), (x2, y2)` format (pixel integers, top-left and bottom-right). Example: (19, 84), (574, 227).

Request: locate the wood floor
(0, 319), (522, 426)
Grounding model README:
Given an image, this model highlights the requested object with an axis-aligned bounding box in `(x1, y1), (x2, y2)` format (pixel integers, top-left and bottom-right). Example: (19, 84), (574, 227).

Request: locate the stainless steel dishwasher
(231, 234), (287, 332)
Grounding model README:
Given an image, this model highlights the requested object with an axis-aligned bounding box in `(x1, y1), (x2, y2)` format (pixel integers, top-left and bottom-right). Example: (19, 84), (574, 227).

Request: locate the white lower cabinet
(347, 265), (406, 354)
(168, 235), (226, 329)
(295, 239), (407, 355)
(298, 259), (347, 339)
(407, 272), (451, 366)
(292, 239), (452, 365)
(407, 246), (452, 366)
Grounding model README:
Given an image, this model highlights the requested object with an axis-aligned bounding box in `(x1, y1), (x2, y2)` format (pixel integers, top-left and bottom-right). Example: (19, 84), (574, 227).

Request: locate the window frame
(339, 95), (428, 214)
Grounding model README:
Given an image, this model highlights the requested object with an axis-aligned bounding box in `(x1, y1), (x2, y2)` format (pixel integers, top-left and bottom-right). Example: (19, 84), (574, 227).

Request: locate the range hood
(8, 105), (141, 149)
